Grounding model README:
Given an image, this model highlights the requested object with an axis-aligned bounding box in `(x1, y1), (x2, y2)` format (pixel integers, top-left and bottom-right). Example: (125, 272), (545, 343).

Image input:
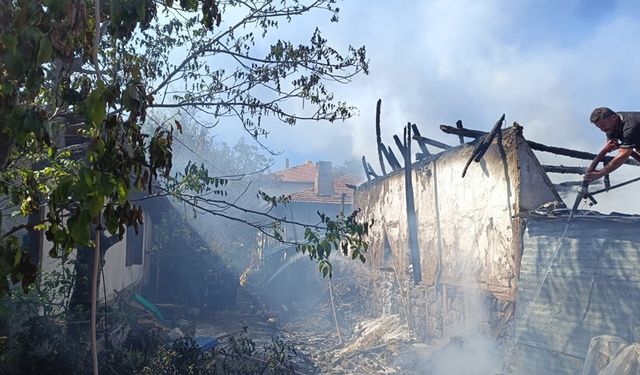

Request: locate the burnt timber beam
(375, 99), (387, 176)
(461, 114), (505, 178)
(455, 120), (465, 144)
(361, 156), (372, 182)
(393, 134), (406, 159)
(381, 142), (402, 170)
(542, 165), (585, 174)
(367, 161), (378, 178)
(410, 124), (431, 156)
(412, 135), (453, 151)
(403, 124), (421, 284)
(440, 124), (486, 138)
(440, 124), (640, 167)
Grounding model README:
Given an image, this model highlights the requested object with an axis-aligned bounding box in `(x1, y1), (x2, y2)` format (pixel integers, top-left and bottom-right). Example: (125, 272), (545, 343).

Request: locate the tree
(1, 2), (371, 372)
(0, 0), (369, 295)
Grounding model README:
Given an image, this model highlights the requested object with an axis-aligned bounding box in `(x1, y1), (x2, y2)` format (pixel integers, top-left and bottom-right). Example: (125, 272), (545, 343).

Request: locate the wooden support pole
(440, 124), (640, 167)
(410, 124), (431, 156)
(404, 124), (422, 284)
(367, 162), (379, 178)
(412, 135), (453, 150)
(440, 124), (486, 138)
(542, 165), (585, 174)
(91, 221), (101, 375)
(381, 142), (402, 170)
(461, 114), (505, 178)
(603, 160), (611, 189)
(375, 99), (387, 176)
(394, 134), (406, 158)
(455, 120), (465, 144)
(361, 156), (371, 182)
(527, 140), (640, 167)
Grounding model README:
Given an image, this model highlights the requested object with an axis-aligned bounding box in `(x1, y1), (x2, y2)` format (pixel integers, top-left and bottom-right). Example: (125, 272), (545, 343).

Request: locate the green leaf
(117, 182), (128, 203)
(37, 35), (53, 64)
(86, 81), (107, 126)
(69, 211), (91, 245)
(88, 194), (104, 218)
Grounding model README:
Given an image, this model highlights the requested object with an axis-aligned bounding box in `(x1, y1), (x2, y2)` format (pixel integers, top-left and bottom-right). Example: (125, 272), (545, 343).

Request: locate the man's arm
(586, 140), (618, 173)
(585, 147), (634, 181)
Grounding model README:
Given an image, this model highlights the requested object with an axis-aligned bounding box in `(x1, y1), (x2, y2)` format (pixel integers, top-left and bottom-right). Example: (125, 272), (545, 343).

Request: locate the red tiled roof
(289, 174), (362, 204)
(273, 161), (363, 204)
(273, 161), (316, 182)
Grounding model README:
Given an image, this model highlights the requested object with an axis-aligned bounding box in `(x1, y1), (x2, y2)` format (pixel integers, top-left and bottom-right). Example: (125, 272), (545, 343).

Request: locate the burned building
(354, 118), (640, 374)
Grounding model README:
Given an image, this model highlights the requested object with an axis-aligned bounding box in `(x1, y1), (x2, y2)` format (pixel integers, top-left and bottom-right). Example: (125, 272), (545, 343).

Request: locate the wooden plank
(413, 135), (453, 150)
(361, 155), (371, 182)
(455, 120), (465, 144)
(461, 114), (505, 178)
(410, 124), (431, 156)
(394, 134), (406, 158)
(542, 165), (585, 174)
(375, 99), (387, 175)
(381, 142), (402, 170)
(404, 124), (422, 284)
(440, 124), (640, 167)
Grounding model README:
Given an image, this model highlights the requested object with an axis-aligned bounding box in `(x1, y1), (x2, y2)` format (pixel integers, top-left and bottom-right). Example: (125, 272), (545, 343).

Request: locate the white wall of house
(99, 212), (152, 301)
(39, 211), (153, 303)
(355, 127), (559, 301)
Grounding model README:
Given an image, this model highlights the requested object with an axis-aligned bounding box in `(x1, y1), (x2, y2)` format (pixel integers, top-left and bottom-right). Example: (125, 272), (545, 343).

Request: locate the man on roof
(584, 107), (640, 182)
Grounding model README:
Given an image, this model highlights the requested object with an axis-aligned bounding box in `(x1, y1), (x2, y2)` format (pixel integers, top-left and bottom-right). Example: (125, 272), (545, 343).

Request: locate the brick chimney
(314, 161), (334, 196)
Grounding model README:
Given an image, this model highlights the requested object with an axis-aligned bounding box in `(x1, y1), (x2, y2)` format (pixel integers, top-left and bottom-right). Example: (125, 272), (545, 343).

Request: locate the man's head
(590, 107), (620, 133)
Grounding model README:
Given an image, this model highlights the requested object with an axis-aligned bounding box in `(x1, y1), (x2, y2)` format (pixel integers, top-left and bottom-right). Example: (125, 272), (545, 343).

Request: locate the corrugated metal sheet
(516, 215), (640, 374)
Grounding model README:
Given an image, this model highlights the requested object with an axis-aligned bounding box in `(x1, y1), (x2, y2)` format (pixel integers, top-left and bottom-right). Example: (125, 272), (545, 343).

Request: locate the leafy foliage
(298, 209), (370, 277)
(102, 330), (298, 375)
(0, 0), (368, 292)
(0, 263), (85, 374)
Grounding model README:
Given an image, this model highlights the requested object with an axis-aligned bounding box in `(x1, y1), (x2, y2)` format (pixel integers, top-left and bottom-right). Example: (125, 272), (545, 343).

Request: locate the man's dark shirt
(606, 112), (640, 149)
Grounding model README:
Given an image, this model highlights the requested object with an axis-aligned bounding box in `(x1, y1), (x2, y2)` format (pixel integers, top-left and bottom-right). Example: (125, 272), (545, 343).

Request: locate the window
(126, 224), (144, 266)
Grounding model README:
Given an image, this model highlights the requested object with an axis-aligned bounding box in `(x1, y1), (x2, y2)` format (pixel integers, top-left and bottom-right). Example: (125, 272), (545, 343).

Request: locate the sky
(212, 0), (640, 165)
(200, 0), (640, 211)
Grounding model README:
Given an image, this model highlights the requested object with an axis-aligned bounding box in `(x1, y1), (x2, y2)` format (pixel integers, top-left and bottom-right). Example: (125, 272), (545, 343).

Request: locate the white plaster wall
(356, 128), (559, 300)
(99, 212), (152, 301)
(39, 211), (152, 302)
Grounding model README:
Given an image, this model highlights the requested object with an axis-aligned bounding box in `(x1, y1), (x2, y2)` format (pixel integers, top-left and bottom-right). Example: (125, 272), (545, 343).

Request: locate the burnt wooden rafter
(361, 155), (379, 182)
(375, 99), (387, 176)
(410, 124), (431, 156)
(393, 134), (406, 159)
(381, 143), (402, 170)
(461, 114), (505, 178)
(403, 124), (422, 284)
(455, 120), (465, 145)
(440, 123), (640, 173)
(542, 165), (585, 174)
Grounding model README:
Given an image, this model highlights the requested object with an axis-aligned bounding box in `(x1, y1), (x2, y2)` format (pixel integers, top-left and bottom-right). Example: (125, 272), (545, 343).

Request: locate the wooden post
(383, 145), (402, 170)
(404, 124), (422, 284)
(542, 165), (586, 174)
(375, 99), (387, 176)
(412, 135), (453, 150)
(91, 221), (101, 375)
(455, 120), (465, 144)
(361, 156), (371, 182)
(440, 124), (640, 167)
(410, 124), (431, 157)
(394, 134), (407, 161)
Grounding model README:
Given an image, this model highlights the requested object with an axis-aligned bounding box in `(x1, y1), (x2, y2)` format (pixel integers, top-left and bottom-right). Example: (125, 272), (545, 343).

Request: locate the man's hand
(586, 140), (619, 173)
(584, 170), (604, 182)
(585, 147), (633, 181)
